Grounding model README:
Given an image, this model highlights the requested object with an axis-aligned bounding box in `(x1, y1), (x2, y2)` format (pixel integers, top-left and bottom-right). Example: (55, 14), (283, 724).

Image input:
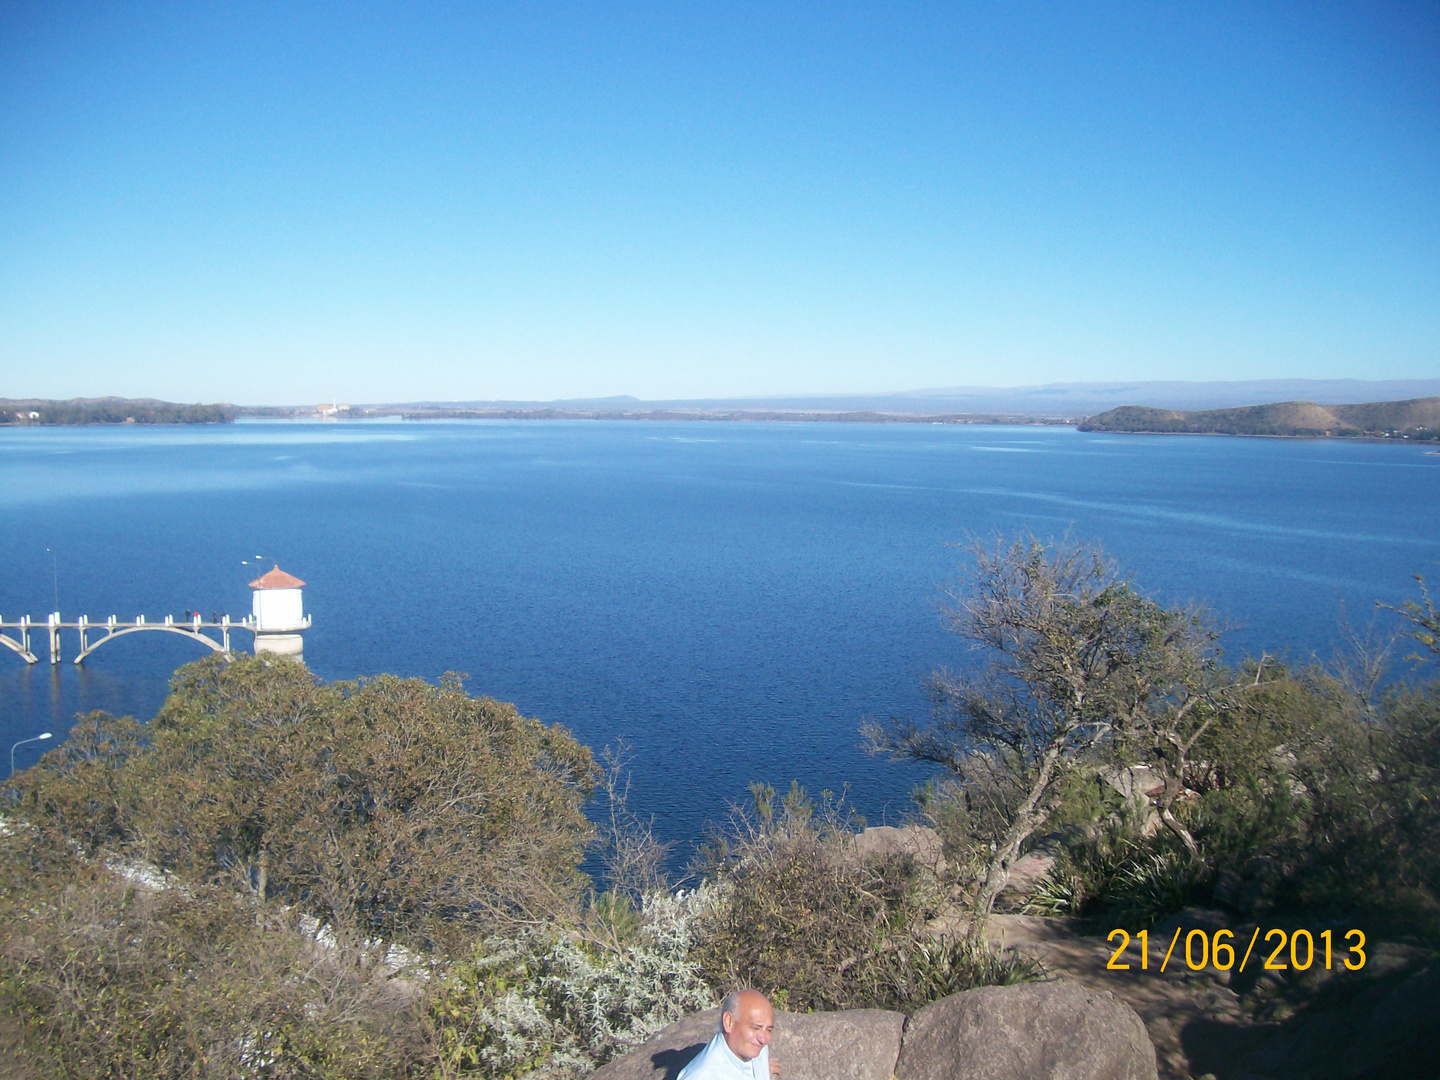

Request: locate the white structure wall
(255, 631), (304, 657)
(253, 588), (305, 631)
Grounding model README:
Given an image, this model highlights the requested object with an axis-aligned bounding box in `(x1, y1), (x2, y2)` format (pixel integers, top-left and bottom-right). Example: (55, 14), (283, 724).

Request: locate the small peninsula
(1078, 396), (1440, 440)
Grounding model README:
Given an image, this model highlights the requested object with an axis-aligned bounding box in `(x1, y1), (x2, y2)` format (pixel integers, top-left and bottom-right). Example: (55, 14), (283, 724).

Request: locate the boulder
(593, 980), (1155, 1080)
(773, 1008), (907, 1080)
(1003, 851), (1055, 895)
(590, 1006), (907, 1080)
(591, 1009), (720, 1080)
(895, 979), (1158, 1080)
(1097, 767), (1165, 837)
(1099, 765), (1165, 802)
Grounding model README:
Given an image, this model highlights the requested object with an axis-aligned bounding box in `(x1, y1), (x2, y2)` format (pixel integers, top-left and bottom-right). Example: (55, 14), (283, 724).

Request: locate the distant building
(317, 400), (350, 419)
(249, 566), (309, 660)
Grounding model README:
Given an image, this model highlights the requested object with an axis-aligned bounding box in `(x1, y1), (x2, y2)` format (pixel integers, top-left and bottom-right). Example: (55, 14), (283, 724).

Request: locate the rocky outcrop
(1003, 850), (1056, 896)
(772, 1009), (907, 1080)
(590, 1006), (905, 1080)
(896, 980), (1157, 1080)
(1098, 765), (1165, 837)
(593, 980), (1156, 1080)
(590, 1009), (720, 1080)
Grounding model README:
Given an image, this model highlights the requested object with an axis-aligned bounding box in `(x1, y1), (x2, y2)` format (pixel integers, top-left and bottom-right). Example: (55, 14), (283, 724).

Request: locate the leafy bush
(1099, 850), (1204, 930)
(13, 656), (601, 952)
(1021, 669), (1323, 928)
(1021, 868), (1080, 917)
(875, 934), (1045, 1008)
(0, 831), (427, 1079)
(694, 784), (923, 1010)
(1, 657), (613, 1077)
(693, 782), (1036, 1011)
(1024, 658), (1440, 935)
(1282, 682), (1440, 931)
(430, 887), (718, 1078)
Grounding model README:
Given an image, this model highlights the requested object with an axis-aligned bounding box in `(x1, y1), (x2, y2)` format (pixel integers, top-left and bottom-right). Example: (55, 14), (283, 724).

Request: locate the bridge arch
(72, 624), (230, 665)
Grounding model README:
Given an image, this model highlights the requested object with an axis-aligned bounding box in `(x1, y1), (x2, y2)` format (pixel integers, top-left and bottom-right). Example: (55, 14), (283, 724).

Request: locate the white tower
(248, 566), (310, 659)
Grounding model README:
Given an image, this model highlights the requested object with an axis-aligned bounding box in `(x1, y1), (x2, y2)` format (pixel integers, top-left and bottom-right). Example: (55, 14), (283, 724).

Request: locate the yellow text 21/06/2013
(1104, 927), (1366, 974)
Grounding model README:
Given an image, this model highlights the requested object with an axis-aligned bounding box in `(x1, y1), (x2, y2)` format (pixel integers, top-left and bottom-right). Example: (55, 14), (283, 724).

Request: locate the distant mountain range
(9, 381), (1440, 428)
(388, 379), (1440, 418)
(1078, 397), (1440, 439)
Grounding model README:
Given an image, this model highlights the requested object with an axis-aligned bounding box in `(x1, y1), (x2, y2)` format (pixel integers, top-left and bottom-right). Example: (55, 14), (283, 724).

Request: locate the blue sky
(2, 2), (1437, 404)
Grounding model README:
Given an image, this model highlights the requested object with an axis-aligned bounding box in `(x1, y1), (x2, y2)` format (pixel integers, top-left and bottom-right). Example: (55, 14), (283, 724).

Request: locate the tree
(1102, 618), (1223, 867)
(1385, 575), (1440, 662)
(868, 537), (1213, 919)
(17, 655), (601, 952)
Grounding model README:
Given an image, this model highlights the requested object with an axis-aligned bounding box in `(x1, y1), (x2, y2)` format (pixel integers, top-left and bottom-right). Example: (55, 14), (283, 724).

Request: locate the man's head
(720, 989), (774, 1062)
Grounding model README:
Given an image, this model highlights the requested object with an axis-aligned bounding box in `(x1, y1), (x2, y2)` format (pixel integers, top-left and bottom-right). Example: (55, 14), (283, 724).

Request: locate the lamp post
(10, 732), (52, 777)
(45, 547), (58, 613)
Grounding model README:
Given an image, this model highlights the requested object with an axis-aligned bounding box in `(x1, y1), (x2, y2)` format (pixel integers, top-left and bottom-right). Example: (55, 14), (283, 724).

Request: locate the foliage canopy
(16, 655), (600, 951)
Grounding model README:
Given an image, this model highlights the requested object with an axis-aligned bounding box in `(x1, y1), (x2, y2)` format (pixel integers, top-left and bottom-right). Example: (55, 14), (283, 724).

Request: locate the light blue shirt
(676, 1031), (770, 1080)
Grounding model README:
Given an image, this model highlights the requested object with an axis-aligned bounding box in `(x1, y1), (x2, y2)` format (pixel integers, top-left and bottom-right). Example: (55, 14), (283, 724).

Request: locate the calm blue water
(1, 421), (1437, 857)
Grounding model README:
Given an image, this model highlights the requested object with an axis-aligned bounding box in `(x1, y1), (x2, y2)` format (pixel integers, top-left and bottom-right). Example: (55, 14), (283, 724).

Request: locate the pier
(0, 613), (258, 665)
(0, 566), (310, 665)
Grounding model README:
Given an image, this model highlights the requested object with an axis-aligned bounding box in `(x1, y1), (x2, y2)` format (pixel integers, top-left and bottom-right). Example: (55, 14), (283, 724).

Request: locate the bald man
(676, 989), (780, 1080)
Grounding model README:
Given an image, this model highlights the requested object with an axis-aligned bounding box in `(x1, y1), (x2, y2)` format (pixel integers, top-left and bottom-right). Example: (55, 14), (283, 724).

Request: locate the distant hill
(345, 380), (1440, 419)
(31, 381), (1440, 426)
(1077, 397), (1440, 440)
(889, 378), (1440, 416)
(0, 397), (235, 426)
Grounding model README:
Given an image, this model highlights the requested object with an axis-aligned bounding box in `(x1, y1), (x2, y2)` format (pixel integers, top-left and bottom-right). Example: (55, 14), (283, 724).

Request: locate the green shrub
(13, 656), (601, 952)
(1042, 666), (1440, 935)
(1283, 682), (1440, 932)
(693, 783), (1037, 1012)
(430, 888), (717, 1078)
(877, 934), (1045, 1008)
(1021, 868), (1080, 917)
(693, 785), (925, 1010)
(1, 657), (611, 1077)
(0, 831), (427, 1079)
(1099, 850), (1204, 930)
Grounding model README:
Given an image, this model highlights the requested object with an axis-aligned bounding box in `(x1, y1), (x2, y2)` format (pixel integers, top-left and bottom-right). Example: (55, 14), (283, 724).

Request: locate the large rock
(1002, 851), (1055, 895)
(895, 979), (1158, 1080)
(774, 1009), (907, 1080)
(591, 1006), (907, 1080)
(591, 1009), (720, 1080)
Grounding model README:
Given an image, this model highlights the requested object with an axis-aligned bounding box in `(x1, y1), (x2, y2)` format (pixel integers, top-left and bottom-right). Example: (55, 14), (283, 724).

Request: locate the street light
(45, 547), (58, 613)
(10, 732), (52, 777)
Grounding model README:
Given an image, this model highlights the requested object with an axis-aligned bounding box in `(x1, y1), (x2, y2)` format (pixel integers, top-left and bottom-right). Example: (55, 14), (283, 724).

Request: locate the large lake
(2, 421), (1437, 857)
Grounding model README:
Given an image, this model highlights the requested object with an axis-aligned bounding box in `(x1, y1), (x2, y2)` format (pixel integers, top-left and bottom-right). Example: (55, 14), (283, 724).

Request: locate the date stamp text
(1104, 928), (1367, 973)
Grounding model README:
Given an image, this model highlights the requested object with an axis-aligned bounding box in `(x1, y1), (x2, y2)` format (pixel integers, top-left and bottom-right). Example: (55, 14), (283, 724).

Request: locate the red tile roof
(249, 566), (306, 590)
